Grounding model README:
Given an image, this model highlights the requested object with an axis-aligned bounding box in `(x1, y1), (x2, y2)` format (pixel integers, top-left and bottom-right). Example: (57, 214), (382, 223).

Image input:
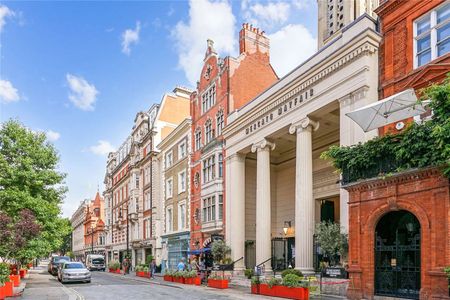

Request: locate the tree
(56, 218), (72, 255)
(211, 240), (231, 264)
(0, 120), (71, 264)
(315, 221), (348, 267)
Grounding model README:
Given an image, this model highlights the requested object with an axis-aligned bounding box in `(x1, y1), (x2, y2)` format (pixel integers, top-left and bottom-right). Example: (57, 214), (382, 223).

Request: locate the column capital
(251, 139), (276, 153)
(289, 117), (319, 134)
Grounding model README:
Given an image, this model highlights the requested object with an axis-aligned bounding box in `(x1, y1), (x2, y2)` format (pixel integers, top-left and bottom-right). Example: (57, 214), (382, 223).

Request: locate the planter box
(109, 268), (121, 274)
(143, 272), (150, 278)
(136, 271), (144, 277)
(207, 279), (228, 289)
(184, 277), (194, 285)
(251, 284), (309, 300)
(9, 275), (19, 287)
(163, 275), (173, 282)
(0, 284), (5, 300)
(173, 277), (185, 284)
(4, 281), (13, 297)
(193, 277), (201, 285)
(19, 270), (26, 279)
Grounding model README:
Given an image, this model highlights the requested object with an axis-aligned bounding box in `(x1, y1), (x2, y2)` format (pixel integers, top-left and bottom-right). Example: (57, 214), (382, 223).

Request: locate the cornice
(224, 38), (378, 138)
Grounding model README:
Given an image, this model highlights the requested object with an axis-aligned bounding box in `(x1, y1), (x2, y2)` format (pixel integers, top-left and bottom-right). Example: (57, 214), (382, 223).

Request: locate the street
(17, 263), (265, 300)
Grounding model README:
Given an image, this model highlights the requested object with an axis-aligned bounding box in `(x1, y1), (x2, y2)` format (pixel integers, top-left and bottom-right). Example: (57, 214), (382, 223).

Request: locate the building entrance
(375, 210), (420, 299)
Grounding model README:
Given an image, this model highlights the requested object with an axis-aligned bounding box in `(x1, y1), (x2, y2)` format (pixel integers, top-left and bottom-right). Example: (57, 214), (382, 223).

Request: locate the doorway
(374, 210), (420, 299)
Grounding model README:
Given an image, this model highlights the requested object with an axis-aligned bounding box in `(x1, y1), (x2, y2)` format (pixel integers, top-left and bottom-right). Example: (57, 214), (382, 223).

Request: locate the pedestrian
(191, 257), (199, 272)
(150, 259), (156, 279)
(123, 258), (129, 275)
(177, 258), (185, 272)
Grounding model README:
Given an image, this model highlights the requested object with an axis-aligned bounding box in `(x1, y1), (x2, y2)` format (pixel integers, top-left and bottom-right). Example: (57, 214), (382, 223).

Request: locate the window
(195, 128), (202, 150)
(218, 154), (223, 178)
(166, 208), (172, 232)
(144, 217), (151, 239)
(201, 84), (216, 113)
(205, 119), (213, 144)
(414, 3), (450, 68)
(218, 195), (223, 220)
(178, 202), (186, 230)
(144, 192), (151, 210)
(165, 151), (173, 169)
(178, 170), (186, 193)
(144, 165), (150, 186)
(202, 156), (215, 183)
(202, 196), (216, 222)
(166, 178), (173, 199)
(178, 141), (187, 159)
(135, 174), (140, 189)
(216, 109), (224, 136)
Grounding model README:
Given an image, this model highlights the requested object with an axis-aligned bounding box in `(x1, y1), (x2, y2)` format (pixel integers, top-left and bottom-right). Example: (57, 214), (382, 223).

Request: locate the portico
(224, 15), (381, 273)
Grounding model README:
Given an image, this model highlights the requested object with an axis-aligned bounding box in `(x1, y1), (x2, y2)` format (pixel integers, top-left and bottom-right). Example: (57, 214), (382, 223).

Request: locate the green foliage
(211, 240), (231, 264)
(173, 270), (184, 278)
(165, 269), (174, 276)
(135, 265), (143, 272)
(143, 266), (149, 272)
(315, 221), (348, 266)
(0, 120), (70, 262)
(267, 277), (282, 288)
(108, 260), (120, 270)
(251, 276), (261, 285)
(244, 268), (254, 279)
(184, 270), (197, 278)
(0, 263), (10, 285)
(321, 76), (450, 182)
(146, 255), (153, 264)
(282, 274), (301, 287)
(281, 269), (303, 278)
(445, 267), (450, 288)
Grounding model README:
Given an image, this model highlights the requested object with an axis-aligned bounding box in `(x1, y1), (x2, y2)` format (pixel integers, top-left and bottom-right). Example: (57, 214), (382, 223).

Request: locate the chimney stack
(239, 23), (270, 56)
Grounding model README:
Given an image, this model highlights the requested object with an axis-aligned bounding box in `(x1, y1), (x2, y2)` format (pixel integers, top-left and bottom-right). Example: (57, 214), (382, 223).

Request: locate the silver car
(58, 262), (91, 283)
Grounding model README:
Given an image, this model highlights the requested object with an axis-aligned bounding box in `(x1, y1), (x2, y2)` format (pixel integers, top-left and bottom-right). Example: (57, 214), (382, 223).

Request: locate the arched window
(195, 128), (202, 150)
(216, 108), (224, 136)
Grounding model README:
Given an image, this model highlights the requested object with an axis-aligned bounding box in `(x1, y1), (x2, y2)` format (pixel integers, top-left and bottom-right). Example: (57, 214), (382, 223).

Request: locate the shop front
(162, 232), (190, 271)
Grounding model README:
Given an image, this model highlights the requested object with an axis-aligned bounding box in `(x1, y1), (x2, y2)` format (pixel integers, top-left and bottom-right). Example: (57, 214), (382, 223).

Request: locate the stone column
(289, 117), (319, 274)
(227, 153), (246, 271)
(251, 139), (275, 272)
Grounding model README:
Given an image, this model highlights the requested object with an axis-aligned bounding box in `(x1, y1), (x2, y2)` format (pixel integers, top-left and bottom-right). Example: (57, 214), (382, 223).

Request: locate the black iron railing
(341, 156), (400, 185)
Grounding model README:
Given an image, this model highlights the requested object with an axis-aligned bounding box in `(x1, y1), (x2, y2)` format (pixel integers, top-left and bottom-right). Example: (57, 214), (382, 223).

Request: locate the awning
(187, 248), (211, 255)
(346, 89), (429, 132)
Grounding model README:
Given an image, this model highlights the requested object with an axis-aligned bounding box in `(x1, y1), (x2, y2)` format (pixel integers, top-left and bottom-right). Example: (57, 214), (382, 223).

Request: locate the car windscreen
(92, 258), (104, 264)
(64, 263), (84, 269)
(54, 257), (70, 263)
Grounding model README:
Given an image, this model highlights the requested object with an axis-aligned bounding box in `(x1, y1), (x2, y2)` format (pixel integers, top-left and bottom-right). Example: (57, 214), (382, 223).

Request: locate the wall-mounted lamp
(283, 221), (292, 235)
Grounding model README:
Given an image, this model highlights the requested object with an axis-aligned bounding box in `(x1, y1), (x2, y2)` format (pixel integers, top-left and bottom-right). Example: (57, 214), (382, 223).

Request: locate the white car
(86, 254), (105, 271)
(58, 262), (91, 283)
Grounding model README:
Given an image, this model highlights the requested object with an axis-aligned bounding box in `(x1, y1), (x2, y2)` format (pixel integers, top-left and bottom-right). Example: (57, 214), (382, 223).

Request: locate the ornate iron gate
(375, 211), (421, 299)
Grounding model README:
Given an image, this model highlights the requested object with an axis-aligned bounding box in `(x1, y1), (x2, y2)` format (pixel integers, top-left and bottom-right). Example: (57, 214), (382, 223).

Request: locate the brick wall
(345, 168), (450, 299)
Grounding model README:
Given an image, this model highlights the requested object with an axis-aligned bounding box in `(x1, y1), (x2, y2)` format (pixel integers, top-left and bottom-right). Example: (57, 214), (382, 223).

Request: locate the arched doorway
(375, 210), (421, 299)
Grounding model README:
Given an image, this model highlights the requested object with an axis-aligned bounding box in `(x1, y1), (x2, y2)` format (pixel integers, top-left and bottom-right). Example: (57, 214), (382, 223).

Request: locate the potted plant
(315, 221), (348, 277)
(276, 274), (310, 300)
(244, 268), (254, 279)
(183, 270), (197, 284)
(0, 263), (11, 299)
(108, 260), (120, 273)
(163, 269), (173, 282)
(135, 265), (143, 277)
(260, 277), (282, 297)
(251, 276), (261, 294)
(173, 271), (185, 284)
(143, 266), (149, 278)
(207, 273), (229, 289)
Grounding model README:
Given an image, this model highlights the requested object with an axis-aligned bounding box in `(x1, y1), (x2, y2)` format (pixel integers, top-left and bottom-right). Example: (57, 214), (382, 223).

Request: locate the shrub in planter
(164, 270), (174, 282)
(445, 267), (450, 295)
(244, 268), (254, 279)
(251, 276), (261, 294)
(108, 260), (120, 272)
(143, 267), (150, 278)
(281, 269), (303, 278)
(183, 270), (197, 284)
(0, 263), (11, 299)
(173, 271), (185, 283)
(208, 274), (229, 289)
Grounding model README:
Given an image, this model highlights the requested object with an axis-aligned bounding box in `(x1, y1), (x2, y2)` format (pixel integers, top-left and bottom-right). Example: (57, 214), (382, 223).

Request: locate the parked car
(48, 256), (70, 275)
(58, 262), (91, 283)
(85, 254), (105, 271)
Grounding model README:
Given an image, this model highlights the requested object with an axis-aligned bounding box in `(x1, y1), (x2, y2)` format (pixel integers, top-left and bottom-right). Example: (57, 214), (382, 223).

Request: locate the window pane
(417, 34), (431, 52)
(437, 22), (450, 43)
(416, 15), (430, 35)
(437, 4), (450, 23)
(417, 49), (431, 66)
(438, 37), (450, 56)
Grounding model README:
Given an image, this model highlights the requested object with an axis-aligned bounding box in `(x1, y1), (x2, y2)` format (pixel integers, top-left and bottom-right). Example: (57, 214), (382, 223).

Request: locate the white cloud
(0, 79), (20, 103)
(46, 130), (60, 142)
(89, 140), (115, 156)
(0, 5), (14, 32)
(121, 21), (141, 55)
(171, 0), (236, 86)
(268, 24), (317, 77)
(66, 74), (99, 111)
(246, 1), (291, 28)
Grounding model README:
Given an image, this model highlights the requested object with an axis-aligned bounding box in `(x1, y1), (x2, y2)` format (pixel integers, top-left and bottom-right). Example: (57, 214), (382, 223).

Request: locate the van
(86, 254), (105, 271)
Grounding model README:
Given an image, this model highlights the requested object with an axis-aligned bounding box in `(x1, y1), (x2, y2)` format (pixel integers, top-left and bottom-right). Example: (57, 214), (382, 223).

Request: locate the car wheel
(86, 280), (91, 283)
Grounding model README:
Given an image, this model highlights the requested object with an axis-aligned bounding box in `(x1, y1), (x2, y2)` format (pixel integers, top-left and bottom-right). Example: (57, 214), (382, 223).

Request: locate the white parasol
(346, 89), (429, 132)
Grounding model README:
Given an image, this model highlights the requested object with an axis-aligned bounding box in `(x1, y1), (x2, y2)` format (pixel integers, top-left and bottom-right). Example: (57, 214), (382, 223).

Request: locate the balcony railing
(341, 155), (400, 185)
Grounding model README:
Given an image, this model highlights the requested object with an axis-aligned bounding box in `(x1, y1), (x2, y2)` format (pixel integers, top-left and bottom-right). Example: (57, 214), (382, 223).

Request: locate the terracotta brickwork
(190, 24), (278, 249)
(345, 168), (450, 299)
(376, 0), (450, 135)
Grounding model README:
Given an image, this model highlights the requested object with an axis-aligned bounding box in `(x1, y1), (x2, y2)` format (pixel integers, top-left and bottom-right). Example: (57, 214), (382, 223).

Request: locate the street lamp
(118, 206), (130, 259)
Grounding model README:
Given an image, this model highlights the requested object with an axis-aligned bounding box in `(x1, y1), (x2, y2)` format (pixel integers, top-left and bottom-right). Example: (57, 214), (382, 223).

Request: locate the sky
(0, 0), (318, 218)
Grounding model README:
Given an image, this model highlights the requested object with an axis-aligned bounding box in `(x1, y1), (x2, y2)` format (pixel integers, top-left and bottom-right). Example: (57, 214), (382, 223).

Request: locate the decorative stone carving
(289, 117), (320, 134)
(251, 139), (276, 153)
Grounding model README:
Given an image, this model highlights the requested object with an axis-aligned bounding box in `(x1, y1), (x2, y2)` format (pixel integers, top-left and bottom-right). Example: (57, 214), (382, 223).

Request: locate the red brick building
(189, 24), (278, 259)
(346, 1), (450, 299)
(84, 192), (106, 256)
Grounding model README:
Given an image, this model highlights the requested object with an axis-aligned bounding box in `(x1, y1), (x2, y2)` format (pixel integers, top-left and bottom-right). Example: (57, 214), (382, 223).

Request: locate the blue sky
(0, 0), (318, 218)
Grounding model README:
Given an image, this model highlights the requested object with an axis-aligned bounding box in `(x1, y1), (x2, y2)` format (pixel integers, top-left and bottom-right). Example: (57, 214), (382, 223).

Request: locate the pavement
(13, 262), (347, 300)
